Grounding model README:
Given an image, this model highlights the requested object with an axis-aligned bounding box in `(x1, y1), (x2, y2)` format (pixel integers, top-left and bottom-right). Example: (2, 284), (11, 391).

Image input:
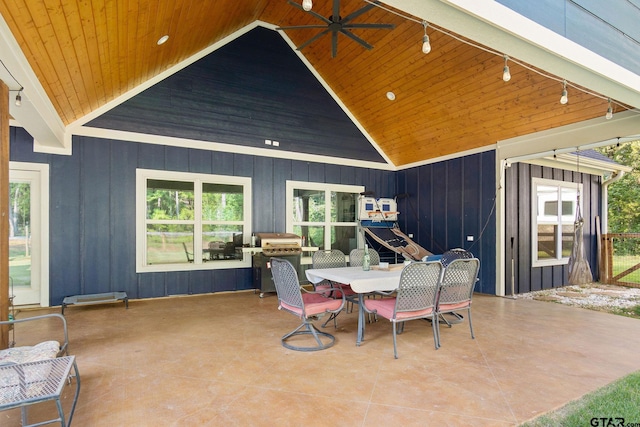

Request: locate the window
(532, 178), (581, 267)
(286, 181), (363, 255)
(136, 169), (251, 272)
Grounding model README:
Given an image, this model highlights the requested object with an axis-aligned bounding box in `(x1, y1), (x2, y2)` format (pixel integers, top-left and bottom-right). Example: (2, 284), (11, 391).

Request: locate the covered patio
(4, 292), (640, 426)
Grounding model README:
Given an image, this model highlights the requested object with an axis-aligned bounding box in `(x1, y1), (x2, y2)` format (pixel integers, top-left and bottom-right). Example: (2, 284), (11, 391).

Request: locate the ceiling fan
(276, 0), (395, 58)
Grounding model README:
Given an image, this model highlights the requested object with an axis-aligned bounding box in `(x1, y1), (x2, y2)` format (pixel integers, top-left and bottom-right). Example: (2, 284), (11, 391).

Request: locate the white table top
(305, 265), (403, 293)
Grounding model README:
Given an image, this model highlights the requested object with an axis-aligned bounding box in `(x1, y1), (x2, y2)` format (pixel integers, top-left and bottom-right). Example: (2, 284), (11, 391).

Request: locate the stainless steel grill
(255, 233), (302, 256)
(253, 233), (302, 297)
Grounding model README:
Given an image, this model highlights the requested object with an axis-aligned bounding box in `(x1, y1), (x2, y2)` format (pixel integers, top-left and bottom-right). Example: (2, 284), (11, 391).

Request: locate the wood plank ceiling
(0, 0), (614, 167)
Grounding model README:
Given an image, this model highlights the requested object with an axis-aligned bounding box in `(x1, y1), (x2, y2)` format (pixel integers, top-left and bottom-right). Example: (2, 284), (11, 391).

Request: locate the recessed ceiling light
(157, 35), (169, 45)
(386, 91), (396, 101)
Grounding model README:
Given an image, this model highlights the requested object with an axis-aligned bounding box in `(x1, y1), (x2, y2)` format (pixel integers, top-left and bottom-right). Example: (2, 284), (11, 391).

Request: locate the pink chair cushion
(439, 301), (470, 312)
(364, 298), (434, 320)
(338, 284), (356, 296)
(316, 283), (348, 298)
(280, 293), (343, 318)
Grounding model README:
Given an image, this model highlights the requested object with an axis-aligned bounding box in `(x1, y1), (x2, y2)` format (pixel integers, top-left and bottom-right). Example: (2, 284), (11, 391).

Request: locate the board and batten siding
(9, 127), (395, 305)
(396, 151), (497, 295)
(504, 162), (601, 294)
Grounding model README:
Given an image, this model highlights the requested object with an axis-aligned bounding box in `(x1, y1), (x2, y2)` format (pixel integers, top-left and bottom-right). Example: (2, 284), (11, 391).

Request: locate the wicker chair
(270, 257), (345, 351)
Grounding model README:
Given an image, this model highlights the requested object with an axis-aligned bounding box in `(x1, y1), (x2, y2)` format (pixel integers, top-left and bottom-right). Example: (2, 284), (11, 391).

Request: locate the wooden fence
(600, 233), (640, 287)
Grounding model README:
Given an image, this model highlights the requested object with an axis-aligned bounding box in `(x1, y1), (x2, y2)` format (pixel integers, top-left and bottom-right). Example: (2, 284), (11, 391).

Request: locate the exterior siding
(86, 27), (385, 164)
(395, 151), (497, 295)
(10, 128), (395, 306)
(497, 0), (640, 75)
(504, 162), (601, 294)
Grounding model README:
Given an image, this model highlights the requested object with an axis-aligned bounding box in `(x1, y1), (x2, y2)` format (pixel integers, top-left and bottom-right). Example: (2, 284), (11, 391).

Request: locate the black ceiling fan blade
(332, 0), (341, 21)
(297, 29), (331, 51)
(286, 0), (332, 24)
(340, 29), (373, 50)
(276, 25), (331, 30)
(332, 31), (338, 58)
(343, 23), (395, 29)
(341, 1), (379, 24)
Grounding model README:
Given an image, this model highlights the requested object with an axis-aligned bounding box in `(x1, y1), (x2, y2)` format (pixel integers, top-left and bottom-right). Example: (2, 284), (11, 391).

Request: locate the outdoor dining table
(305, 265), (404, 345)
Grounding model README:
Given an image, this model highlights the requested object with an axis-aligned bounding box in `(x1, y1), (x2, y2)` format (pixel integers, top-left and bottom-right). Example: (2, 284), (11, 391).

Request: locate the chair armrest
(0, 313), (69, 356)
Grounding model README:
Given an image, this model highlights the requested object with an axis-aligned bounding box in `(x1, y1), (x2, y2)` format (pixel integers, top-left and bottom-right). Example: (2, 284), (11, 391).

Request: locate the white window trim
(531, 177), (582, 267)
(136, 169), (252, 272)
(285, 181), (364, 250)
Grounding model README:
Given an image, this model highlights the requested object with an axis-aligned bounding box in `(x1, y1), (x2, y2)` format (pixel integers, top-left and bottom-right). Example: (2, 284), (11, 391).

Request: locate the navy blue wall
(497, 0), (640, 75)
(10, 127), (396, 306)
(504, 162), (601, 293)
(87, 27), (385, 164)
(395, 151), (497, 295)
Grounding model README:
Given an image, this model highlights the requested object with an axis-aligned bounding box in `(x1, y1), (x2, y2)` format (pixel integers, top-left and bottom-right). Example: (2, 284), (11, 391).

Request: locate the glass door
(9, 164), (49, 306)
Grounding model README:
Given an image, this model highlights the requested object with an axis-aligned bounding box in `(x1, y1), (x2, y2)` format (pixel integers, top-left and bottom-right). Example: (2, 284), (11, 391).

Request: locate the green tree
(8, 182), (30, 237)
(597, 141), (640, 234)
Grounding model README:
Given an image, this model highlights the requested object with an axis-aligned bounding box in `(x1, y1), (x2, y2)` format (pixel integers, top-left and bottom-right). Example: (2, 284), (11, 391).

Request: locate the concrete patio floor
(3, 291), (640, 426)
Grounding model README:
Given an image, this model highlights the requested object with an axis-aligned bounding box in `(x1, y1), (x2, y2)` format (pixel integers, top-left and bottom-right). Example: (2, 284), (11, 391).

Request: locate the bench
(61, 292), (128, 314)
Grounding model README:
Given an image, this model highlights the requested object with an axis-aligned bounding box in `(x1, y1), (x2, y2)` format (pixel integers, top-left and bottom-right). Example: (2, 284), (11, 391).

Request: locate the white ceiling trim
(0, 13), (66, 152)
(497, 110), (640, 162)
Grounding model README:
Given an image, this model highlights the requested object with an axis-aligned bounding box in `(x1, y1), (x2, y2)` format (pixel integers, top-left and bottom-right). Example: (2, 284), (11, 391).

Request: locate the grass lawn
(521, 370), (640, 426)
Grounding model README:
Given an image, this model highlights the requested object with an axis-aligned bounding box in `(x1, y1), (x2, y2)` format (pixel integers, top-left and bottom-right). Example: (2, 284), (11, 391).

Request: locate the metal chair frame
(362, 261), (442, 358)
(348, 248), (380, 267)
(271, 257), (345, 351)
(311, 249), (353, 326)
(435, 257), (480, 348)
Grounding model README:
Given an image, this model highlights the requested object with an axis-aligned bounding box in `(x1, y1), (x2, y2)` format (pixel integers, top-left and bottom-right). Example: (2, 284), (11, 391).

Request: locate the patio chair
(0, 313), (69, 365)
(349, 248), (380, 267)
(182, 242), (194, 263)
(312, 249), (353, 326)
(435, 257), (480, 348)
(440, 248), (474, 266)
(362, 261), (442, 358)
(350, 247), (381, 322)
(270, 257), (345, 351)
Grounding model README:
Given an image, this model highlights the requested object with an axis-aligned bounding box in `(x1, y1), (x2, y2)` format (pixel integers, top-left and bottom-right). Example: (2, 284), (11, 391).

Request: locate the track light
(15, 89), (22, 107)
(560, 80), (568, 105)
(606, 98), (613, 120)
(302, 0), (312, 11)
(502, 55), (511, 82)
(421, 21), (431, 54)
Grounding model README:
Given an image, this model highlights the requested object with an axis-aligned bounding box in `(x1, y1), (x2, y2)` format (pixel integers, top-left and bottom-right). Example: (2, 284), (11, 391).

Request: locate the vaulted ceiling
(0, 0), (637, 167)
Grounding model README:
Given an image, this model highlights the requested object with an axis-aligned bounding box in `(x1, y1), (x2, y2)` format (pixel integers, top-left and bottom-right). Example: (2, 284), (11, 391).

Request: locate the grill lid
(255, 233), (302, 256)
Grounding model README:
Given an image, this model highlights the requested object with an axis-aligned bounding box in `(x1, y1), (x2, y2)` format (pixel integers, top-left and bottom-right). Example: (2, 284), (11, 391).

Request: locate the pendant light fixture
(421, 21), (431, 54)
(560, 80), (568, 105)
(302, 0), (312, 11)
(606, 98), (613, 120)
(502, 56), (511, 82)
